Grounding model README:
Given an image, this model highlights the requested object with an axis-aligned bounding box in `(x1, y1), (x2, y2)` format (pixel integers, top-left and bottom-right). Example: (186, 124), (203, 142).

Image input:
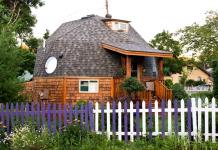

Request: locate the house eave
(102, 43), (173, 58)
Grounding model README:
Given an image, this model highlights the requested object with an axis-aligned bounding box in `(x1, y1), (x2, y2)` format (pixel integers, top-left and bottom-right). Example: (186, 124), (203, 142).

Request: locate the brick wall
(22, 77), (113, 103)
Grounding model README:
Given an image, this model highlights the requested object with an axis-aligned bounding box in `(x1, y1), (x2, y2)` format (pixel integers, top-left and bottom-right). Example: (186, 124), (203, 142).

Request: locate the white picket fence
(93, 98), (218, 142)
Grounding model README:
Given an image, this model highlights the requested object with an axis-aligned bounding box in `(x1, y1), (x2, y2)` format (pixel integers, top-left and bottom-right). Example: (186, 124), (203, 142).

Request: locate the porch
(102, 43), (173, 102)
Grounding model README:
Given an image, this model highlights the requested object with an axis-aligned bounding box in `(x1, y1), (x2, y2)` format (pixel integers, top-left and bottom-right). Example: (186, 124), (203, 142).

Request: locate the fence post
(58, 104), (62, 132)
(80, 104), (84, 127)
(10, 103), (14, 130)
(167, 100), (172, 135)
(1, 104), (4, 125)
(136, 101), (140, 139)
(118, 101), (122, 141)
(89, 102), (94, 131)
(52, 103), (56, 134)
(187, 99), (192, 140)
(148, 100), (152, 139)
(197, 98), (202, 140)
(180, 99), (185, 137)
(112, 101), (116, 136)
(142, 101), (146, 137)
(204, 98), (209, 141)
(130, 101), (134, 142)
(101, 102), (104, 133)
(95, 102), (99, 133)
(161, 100), (165, 137)
(36, 103), (40, 130)
(124, 101), (128, 142)
(106, 102), (111, 140)
(191, 98), (197, 141)
(47, 103), (51, 132)
(6, 103), (9, 133)
(212, 97), (216, 142)
(174, 99), (178, 136)
(155, 100), (159, 136)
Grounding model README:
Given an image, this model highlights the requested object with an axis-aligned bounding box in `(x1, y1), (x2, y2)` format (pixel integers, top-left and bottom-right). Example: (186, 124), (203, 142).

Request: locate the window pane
(89, 81), (98, 92)
(80, 86), (88, 92)
(81, 81), (88, 86)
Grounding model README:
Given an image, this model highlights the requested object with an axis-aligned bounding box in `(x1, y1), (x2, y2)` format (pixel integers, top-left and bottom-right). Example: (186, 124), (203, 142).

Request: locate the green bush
(165, 79), (173, 89)
(122, 77), (145, 97)
(172, 83), (188, 100)
(191, 91), (214, 99)
(6, 124), (57, 150)
(186, 79), (206, 86)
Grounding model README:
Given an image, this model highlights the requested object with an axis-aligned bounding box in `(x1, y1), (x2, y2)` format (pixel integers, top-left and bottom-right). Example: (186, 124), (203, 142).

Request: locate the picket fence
(0, 98), (218, 142)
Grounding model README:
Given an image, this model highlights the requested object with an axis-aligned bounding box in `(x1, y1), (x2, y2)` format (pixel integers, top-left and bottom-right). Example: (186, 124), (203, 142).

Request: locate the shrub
(165, 79), (173, 89)
(191, 91), (214, 99)
(122, 77), (145, 97)
(6, 124), (56, 150)
(186, 79), (206, 86)
(172, 83), (188, 100)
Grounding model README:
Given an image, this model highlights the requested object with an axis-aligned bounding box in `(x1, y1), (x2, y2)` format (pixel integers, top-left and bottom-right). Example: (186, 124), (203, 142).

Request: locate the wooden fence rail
(0, 98), (217, 142)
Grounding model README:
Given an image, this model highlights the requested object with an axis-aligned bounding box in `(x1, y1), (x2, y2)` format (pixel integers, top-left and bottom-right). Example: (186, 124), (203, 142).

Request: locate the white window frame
(112, 21), (129, 32)
(79, 80), (99, 93)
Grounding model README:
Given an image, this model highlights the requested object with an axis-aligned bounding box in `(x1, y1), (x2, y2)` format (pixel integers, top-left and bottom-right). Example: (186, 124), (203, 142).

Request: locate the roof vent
(81, 14), (95, 19)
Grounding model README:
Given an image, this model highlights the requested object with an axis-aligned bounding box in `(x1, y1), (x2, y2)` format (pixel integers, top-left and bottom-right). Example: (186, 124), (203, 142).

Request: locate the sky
(32, 0), (218, 42)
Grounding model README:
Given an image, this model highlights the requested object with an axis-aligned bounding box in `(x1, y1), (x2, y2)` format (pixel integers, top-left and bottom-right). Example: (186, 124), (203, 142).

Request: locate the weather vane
(105, 0), (112, 18)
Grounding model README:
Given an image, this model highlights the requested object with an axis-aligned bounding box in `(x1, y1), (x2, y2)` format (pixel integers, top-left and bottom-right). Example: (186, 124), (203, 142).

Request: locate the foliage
(0, 27), (23, 103)
(172, 83), (188, 100)
(179, 72), (188, 86)
(24, 37), (43, 52)
(0, 0), (44, 40)
(165, 79), (173, 89)
(186, 79), (206, 86)
(213, 59), (218, 98)
(150, 30), (182, 57)
(17, 49), (35, 75)
(150, 30), (184, 75)
(191, 91), (213, 99)
(178, 11), (218, 67)
(5, 124), (56, 150)
(122, 77), (145, 96)
(43, 29), (50, 40)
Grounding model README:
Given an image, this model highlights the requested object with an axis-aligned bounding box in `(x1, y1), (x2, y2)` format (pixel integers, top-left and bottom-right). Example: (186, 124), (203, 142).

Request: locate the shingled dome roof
(34, 15), (172, 77)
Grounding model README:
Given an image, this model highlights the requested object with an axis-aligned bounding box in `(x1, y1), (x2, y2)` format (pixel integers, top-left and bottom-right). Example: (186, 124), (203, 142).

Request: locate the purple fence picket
(42, 103), (45, 127)
(74, 105), (78, 125)
(148, 100), (152, 139)
(69, 104), (72, 124)
(58, 104), (62, 132)
(112, 101), (116, 135)
(174, 99), (178, 136)
(101, 102), (104, 132)
(161, 100), (165, 137)
(31, 102), (34, 122)
(15, 102), (19, 122)
(36, 103), (40, 130)
(52, 103), (56, 134)
(6, 103), (9, 133)
(64, 104), (67, 128)
(20, 103), (24, 126)
(10, 103), (14, 130)
(25, 103), (29, 119)
(136, 101), (140, 139)
(187, 99), (192, 140)
(85, 103), (89, 130)
(80, 104), (84, 127)
(89, 102), (94, 131)
(1, 104), (4, 125)
(124, 101), (128, 143)
(47, 103), (51, 132)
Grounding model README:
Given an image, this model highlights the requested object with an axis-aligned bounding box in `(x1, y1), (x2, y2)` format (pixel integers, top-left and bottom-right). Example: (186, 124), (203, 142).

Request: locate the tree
(43, 29), (50, 40)
(0, 0), (44, 41)
(0, 26), (23, 102)
(24, 36), (43, 52)
(172, 83), (188, 100)
(178, 11), (218, 67)
(150, 30), (182, 56)
(150, 30), (184, 75)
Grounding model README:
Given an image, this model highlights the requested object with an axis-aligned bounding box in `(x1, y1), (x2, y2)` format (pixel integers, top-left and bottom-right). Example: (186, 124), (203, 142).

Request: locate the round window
(45, 57), (57, 74)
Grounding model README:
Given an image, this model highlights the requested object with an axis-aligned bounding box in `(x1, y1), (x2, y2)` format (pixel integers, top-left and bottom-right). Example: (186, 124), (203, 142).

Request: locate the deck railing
(155, 80), (172, 100)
